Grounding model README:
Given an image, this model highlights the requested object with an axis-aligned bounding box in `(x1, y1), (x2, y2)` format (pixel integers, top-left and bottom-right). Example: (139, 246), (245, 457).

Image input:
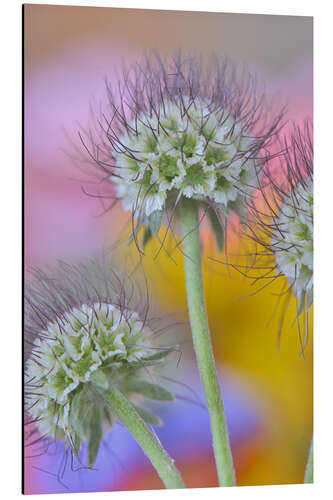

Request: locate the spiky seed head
(245, 121), (313, 313)
(271, 177), (313, 301)
(24, 260), (175, 467)
(78, 53), (283, 250)
(113, 97), (258, 218)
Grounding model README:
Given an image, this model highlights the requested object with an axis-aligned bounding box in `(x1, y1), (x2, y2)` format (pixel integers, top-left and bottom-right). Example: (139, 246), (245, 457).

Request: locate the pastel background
(24, 4), (313, 494)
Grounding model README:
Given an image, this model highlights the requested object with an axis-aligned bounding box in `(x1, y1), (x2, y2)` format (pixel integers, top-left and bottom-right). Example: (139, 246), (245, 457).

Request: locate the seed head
(113, 97), (258, 217)
(247, 121), (313, 313)
(271, 176), (313, 301)
(24, 259), (176, 467)
(78, 53), (284, 250)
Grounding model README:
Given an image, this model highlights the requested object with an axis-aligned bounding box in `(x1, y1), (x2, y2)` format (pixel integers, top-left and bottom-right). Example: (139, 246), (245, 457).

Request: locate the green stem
(180, 198), (236, 487)
(304, 437), (313, 483)
(106, 385), (185, 489)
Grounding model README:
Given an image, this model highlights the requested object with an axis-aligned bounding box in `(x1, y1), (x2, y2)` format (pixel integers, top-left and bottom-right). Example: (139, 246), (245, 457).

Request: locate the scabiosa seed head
(271, 176), (313, 301)
(78, 52), (284, 250)
(24, 260), (176, 467)
(247, 121), (313, 313)
(113, 97), (257, 216)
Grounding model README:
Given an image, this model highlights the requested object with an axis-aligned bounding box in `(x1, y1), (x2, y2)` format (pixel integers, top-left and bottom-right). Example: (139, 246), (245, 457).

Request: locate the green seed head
(79, 53), (283, 250)
(272, 177), (313, 302)
(25, 262), (175, 467)
(114, 97), (258, 219)
(247, 121), (313, 313)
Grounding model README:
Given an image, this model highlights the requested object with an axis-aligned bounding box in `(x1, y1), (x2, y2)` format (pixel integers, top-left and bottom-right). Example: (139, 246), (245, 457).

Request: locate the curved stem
(180, 198), (236, 486)
(106, 385), (185, 489)
(304, 437), (313, 483)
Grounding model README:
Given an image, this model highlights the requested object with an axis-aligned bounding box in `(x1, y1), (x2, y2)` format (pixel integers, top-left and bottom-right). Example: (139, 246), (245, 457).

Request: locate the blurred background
(24, 4), (313, 494)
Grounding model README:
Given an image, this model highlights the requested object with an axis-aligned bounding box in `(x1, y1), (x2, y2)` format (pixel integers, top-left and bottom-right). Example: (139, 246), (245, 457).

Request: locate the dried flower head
(246, 121), (313, 315)
(24, 259), (177, 468)
(77, 52), (284, 251)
